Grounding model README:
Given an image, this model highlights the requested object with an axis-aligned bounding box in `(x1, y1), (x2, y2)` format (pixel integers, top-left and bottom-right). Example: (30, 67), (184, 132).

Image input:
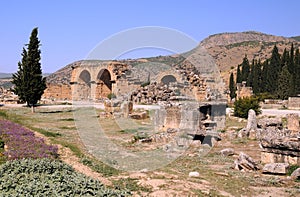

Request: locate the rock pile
(130, 82), (177, 104)
(234, 152), (260, 171)
(0, 88), (19, 104)
(260, 114), (300, 165)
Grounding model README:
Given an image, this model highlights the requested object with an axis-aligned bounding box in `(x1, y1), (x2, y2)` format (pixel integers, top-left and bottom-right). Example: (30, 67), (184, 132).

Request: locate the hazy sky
(0, 0), (299, 73)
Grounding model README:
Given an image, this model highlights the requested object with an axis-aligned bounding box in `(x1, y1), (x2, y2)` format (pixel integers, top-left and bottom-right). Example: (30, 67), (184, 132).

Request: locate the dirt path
(57, 144), (112, 186)
(32, 129), (112, 186)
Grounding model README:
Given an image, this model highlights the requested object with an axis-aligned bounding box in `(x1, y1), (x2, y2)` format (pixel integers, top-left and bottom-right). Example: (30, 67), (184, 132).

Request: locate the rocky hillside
(199, 31), (300, 85)
(46, 31), (300, 87)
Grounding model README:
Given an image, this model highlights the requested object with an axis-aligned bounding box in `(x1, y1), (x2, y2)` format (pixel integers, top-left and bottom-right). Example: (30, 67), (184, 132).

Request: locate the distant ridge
(46, 31), (300, 87)
(0, 73), (12, 79)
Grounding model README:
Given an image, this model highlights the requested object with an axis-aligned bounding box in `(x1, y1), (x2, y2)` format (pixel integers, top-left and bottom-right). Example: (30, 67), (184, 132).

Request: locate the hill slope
(199, 31), (300, 85)
(46, 31), (300, 87)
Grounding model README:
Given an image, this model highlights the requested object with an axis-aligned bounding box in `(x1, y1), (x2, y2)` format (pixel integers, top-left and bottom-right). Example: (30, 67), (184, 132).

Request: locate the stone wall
(288, 97), (300, 109)
(236, 81), (253, 99)
(42, 84), (72, 101)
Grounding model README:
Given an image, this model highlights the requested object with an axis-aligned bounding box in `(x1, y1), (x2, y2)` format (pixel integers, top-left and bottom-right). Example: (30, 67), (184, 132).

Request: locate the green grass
(80, 157), (119, 177)
(0, 110), (8, 118)
(112, 178), (152, 194)
(31, 127), (62, 137)
(60, 118), (75, 121)
(0, 107), (120, 178)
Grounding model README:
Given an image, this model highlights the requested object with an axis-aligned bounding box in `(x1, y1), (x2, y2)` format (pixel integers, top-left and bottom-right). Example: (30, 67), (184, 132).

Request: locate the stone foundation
(261, 152), (300, 165)
(42, 84), (72, 101)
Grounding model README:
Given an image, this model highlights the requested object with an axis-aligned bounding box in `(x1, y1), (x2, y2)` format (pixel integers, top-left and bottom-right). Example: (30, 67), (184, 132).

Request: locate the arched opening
(95, 69), (112, 99)
(78, 70), (91, 100)
(161, 75), (177, 86)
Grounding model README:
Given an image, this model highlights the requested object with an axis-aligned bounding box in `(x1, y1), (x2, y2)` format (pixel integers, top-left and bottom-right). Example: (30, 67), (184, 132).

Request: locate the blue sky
(0, 0), (299, 73)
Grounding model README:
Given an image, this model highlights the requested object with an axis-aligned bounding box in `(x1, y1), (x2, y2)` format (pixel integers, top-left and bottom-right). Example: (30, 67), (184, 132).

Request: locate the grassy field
(0, 106), (299, 196)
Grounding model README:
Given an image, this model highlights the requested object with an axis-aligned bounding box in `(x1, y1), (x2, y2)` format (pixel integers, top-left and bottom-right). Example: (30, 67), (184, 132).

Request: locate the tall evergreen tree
(277, 65), (293, 99)
(236, 64), (242, 83)
(251, 59), (262, 94)
(295, 48), (300, 95)
(229, 72), (236, 100)
(247, 59), (255, 87)
(266, 45), (281, 94)
(12, 28), (46, 112)
(288, 43), (296, 95)
(241, 55), (250, 82)
(281, 48), (288, 68)
(261, 59), (269, 93)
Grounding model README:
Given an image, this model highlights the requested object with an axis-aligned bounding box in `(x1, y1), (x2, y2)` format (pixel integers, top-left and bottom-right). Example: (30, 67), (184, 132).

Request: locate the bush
(141, 81), (150, 87)
(0, 158), (130, 196)
(107, 93), (116, 100)
(234, 97), (261, 118)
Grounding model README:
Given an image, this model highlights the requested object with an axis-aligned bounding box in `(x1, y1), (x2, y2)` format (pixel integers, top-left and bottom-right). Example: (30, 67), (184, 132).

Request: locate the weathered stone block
(286, 113), (299, 134)
(262, 163), (289, 175)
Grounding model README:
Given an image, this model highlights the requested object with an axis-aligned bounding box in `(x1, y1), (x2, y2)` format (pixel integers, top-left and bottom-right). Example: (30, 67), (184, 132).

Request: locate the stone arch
(161, 75), (177, 86)
(95, 69), (112, 99)
(78, 70), (91, 100)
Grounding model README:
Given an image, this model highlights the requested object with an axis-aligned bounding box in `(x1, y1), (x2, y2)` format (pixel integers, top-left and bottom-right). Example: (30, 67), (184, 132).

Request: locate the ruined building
(43, 53), (227, 130)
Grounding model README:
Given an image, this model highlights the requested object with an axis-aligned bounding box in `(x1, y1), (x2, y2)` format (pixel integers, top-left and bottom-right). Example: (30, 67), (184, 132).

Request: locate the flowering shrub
(0, 120), (58, 160)
(0, 158), (130, 196)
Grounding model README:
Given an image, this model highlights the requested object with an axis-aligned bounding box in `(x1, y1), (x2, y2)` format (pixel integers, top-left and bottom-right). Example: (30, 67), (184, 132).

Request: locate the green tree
(251, 59), (262, 94)
(236, 64), (242, 83)
(229, 72), (236, 100)
(241, 55), (250, 82)
(266, 45), (281, 94)
(295, 48), (300, 95)
(12, 28), (46, 112)
(277, 65), (293, 99)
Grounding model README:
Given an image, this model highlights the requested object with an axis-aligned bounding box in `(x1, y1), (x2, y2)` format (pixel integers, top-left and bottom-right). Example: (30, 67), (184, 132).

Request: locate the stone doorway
(161, 75), (177, 86)
(78, 70), (91, 100)
(95, 69), (112, 99)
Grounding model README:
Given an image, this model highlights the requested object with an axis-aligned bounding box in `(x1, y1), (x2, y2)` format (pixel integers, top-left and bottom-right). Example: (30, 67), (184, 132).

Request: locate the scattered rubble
(291, 167), (300, 180)
(188, 171), (200, 177)
(257, 117), (282, 129)
(220, 148), (235, 156)
(286, 113), (300, 134)
(234, 152), (259, 171)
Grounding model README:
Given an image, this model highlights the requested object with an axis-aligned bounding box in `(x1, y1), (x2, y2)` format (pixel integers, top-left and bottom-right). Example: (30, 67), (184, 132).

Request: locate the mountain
(198, 31), (300, 85)
(0, 73), (12, 79)
(46, 31), (300, 87)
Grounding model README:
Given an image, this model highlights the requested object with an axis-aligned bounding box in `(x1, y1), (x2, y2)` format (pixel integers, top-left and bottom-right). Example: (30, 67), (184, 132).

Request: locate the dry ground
(1, 106), (300, 196)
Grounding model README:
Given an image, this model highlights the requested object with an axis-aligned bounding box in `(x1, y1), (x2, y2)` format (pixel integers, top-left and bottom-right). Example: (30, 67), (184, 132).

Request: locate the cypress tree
(251, 59), (261, 94)
(12, 28), (46, 112)
(288, 43), (296, 95)
(261, 59), (269, 93)
(241, 55), (250, 82)
(295, 48), (300, 95)
(229, 72), (236, 100)
(236, 64), (242, 83)
(266, 45), (281, 94)
(247, 59), (255, 87)
(281, 48), (288, 68)
(277, 65), (293, 99)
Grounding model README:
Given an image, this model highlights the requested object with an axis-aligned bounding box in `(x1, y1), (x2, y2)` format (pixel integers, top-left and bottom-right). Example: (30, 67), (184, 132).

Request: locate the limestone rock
(220, 148), (235, 156)
(237, 128), (248, 138)
(234, 152), (259, 171)
(129, 111), (148, 119)
(246, 109), (257, 131)
(286, 113), (299, 134)
(189, 171), (200, 177)
(291, 167), (300, 180)
(258, 117), (282, 129)
(262, 163), (289, 175)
